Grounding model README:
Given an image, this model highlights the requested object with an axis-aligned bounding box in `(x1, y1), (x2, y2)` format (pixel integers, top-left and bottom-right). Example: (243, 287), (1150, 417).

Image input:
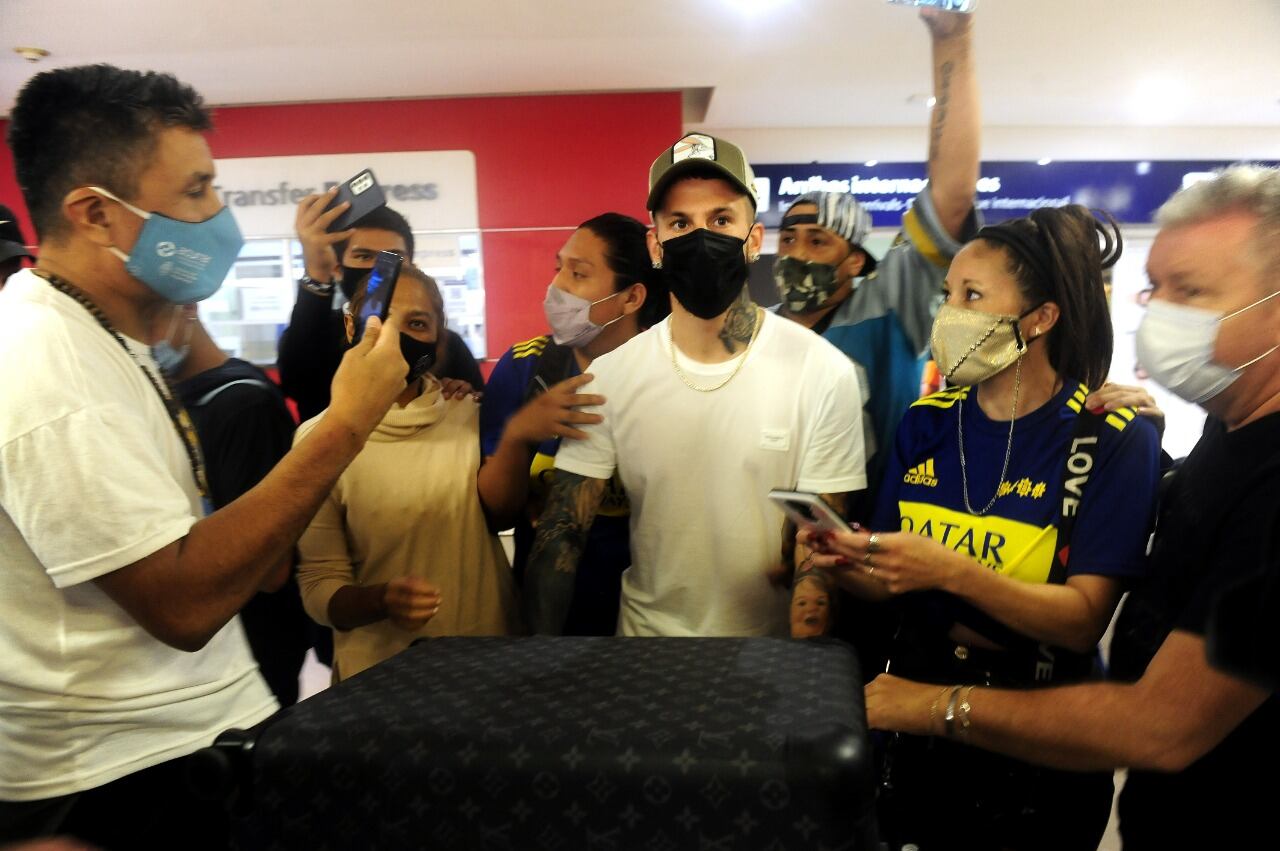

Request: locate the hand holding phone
(767, 490), (853, 535)
(323, 168), (388, 233)
(352, 250), (403, 344)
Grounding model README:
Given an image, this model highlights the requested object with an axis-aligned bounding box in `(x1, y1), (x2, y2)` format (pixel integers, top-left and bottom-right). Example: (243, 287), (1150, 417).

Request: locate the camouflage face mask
(772, 255), (844, 314)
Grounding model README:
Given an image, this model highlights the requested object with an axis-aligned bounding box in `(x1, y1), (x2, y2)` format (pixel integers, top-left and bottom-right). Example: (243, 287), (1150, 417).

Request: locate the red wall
(0, 91), (683, 365)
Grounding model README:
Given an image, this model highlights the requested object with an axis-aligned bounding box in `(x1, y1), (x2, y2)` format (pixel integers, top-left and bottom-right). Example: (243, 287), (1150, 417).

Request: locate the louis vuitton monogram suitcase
(202, 636), (877, 850)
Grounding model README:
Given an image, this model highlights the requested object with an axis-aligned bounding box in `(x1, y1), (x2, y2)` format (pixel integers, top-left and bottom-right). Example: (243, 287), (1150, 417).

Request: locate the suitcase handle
(187, 728), (256, 805)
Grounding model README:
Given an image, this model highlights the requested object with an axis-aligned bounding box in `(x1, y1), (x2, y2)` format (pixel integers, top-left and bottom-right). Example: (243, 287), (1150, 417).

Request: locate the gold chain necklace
(669, 308), (762, 393)
(957, 355), (1021, 516)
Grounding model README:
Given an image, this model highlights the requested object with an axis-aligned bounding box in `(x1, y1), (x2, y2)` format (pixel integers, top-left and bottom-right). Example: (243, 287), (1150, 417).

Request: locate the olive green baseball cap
(647, 133), (759, 213)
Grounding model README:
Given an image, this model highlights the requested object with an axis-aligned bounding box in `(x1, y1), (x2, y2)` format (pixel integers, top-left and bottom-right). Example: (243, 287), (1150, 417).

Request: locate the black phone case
(324, 168), (387, 233)
(351, 252), (401, 344)
(195, 637), (879, 850)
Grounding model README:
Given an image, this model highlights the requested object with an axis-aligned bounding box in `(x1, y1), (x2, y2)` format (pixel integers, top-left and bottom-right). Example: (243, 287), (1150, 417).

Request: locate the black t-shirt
(176, 359), (312, 705)
(1110, 411), (1280, 850)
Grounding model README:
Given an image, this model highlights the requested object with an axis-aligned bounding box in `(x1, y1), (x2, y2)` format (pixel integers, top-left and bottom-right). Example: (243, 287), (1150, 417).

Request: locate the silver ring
(863, 552), (874, 568)
(867, 533), (881, 554)
(867, 564), (877, 578)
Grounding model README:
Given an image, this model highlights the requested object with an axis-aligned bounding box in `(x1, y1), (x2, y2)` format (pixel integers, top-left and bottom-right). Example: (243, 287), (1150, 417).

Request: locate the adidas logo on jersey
(904, 459), (938, 487)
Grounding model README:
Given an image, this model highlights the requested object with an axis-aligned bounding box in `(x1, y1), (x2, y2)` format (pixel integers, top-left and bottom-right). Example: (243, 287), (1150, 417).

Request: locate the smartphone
(767, 490), (854, 535)
(886, 0), (977, 11)
(352, 250), (402, 344)
(324, 168), (387, 233)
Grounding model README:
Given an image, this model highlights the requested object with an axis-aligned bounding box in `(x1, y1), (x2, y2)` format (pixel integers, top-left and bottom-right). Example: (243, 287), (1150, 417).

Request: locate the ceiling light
(14, 46), (49, 63)
(865, 160), (879, 167)
(1130, 76), (1180, 123)
(1037, 158), (1053, 166)
(725, 0), (791, 16)
(906, 94), (936, 109)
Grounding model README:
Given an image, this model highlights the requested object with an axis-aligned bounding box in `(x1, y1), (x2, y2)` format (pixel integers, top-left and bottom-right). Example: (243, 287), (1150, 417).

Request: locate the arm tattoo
(928, 59), (954, 165)
(535, 471), (606, 575)
(524, 470), (608, 634)
(718, 287), (759, 355)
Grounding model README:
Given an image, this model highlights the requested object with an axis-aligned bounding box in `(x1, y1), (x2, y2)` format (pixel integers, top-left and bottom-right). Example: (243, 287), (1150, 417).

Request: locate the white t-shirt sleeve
(0, 402), (196, 589)
(551, 373), (617, 481)
(796, 356), (868, 494)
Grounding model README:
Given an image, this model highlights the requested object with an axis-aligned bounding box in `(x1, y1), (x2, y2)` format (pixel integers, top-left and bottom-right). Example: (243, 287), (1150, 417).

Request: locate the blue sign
(753, 160), (1280, 229)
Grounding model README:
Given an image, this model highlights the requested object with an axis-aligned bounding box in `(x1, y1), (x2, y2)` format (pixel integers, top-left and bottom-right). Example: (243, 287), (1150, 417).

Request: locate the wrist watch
(300, 274), (336, 297)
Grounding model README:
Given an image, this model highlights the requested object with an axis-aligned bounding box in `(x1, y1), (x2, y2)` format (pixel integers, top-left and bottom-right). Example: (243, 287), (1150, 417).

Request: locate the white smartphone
(886, 0), (978, 12)
(767, 490), (854, 535)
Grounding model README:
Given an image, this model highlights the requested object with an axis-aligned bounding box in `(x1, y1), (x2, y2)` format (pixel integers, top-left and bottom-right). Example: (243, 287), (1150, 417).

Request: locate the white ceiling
(3, 0), (1278, 128)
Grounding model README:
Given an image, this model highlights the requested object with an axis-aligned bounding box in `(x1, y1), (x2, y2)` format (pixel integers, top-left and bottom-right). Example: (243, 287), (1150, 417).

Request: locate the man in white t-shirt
(524, 134), (866, 637)
(0, 66), (408, 847)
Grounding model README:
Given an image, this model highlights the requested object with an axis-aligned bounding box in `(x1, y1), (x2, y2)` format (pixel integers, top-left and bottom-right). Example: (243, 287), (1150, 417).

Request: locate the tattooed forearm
(718, 287), (759, 355)
(928, 59), (953, 165)
(524, 470), (608, 634)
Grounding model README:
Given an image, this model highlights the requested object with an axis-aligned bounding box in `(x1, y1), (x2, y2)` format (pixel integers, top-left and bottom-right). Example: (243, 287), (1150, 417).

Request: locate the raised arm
(277, 190), (353, 409)
(922, 9), (980, 240)
(94, 317), (406, 652)
(522, 470), (607, 634)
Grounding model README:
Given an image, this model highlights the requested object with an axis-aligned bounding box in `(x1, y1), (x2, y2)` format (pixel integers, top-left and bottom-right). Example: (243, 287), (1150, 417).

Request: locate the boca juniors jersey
(872, 380), (1162, 636)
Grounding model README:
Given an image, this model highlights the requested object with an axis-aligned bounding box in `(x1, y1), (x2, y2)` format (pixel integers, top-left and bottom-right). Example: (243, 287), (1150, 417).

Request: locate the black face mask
(345, 327), (436, 382)
(660, 229), (749, 320)
(340, 265), (369, 301)
(400, 333), (438, 382)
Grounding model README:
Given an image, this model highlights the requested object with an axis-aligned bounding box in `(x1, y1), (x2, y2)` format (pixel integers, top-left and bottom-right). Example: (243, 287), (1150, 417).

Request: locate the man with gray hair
(861, 164), (1280, 850)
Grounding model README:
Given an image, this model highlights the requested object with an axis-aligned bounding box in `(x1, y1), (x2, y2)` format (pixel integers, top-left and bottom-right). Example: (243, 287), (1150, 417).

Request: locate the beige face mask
(930, 303), (1031, 386)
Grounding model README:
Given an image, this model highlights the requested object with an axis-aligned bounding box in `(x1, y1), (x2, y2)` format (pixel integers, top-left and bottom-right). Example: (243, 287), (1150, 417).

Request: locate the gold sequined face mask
(930, 303), (1030, 386)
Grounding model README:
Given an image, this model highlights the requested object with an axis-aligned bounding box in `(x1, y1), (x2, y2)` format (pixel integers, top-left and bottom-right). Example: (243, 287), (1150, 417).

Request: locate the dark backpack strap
(192, 378), (274, 408)
(521, 339), (576, 403)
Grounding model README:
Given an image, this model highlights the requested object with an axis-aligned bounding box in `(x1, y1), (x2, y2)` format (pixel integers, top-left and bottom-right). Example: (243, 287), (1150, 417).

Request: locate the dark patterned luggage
(198, 636), (877, 850)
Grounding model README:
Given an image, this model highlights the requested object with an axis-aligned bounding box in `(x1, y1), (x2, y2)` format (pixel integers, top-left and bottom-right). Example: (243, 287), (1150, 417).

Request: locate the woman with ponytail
(805, 206), (1162, 850)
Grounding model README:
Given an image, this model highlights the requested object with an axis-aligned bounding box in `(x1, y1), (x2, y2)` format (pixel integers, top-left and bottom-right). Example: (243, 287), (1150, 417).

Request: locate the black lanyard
(35, 269), (211, 502)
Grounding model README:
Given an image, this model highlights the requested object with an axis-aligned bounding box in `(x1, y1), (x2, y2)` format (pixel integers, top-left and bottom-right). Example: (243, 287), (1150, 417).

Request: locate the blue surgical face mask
(92, 186), (244, 304)
(151, 308), (193, 377)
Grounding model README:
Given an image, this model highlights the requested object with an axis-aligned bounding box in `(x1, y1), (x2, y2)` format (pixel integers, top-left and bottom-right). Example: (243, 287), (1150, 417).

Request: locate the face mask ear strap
(1016, 301), (1049, 347)
(1223, 288), (1280, 321)
(1011, 320), (1028, 352)
(88, 186), (150, 220)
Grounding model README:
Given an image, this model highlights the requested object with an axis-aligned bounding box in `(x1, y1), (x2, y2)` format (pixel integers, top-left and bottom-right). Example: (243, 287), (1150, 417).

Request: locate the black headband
(976, 223), (1055, 291)
(780, 213), (819, 229)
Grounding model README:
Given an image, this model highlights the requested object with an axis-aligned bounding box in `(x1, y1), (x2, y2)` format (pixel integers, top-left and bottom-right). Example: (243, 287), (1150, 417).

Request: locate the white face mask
(542, 284), (624, 348)
(1135, 290), (1279, 405)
